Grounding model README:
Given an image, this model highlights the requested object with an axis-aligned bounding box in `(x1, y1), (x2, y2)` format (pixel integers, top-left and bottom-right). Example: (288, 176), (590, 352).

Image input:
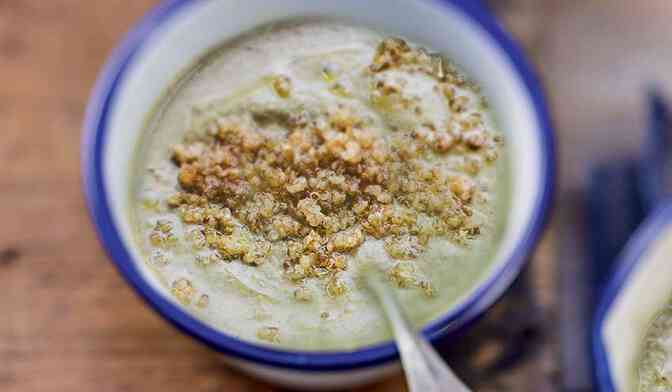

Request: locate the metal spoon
(365, 274), (471, 392)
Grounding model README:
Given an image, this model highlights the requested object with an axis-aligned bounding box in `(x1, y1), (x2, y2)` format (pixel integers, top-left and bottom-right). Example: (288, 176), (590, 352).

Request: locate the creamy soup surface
(131, 21), (510, 350)
(639, 300), (672, 391)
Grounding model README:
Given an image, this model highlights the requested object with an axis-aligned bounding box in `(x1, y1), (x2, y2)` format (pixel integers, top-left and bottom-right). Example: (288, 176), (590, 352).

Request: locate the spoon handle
(370, 279), (471, 392)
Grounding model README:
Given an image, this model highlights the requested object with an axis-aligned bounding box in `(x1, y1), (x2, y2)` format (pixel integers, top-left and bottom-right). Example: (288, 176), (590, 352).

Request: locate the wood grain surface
(2, 1), (669, 391)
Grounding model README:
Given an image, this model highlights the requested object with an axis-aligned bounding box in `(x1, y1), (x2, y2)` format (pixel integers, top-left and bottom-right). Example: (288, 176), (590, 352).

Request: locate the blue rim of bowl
(593, 203), (672, 391)
(82, 0), (556, 372)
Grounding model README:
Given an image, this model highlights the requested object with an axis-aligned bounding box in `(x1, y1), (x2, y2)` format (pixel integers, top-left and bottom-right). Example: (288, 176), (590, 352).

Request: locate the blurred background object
(2, 0), (672, 391)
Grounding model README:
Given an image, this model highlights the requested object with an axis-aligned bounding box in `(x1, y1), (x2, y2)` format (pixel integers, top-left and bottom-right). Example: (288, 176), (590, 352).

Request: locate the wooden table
(3, 1), (670, 390)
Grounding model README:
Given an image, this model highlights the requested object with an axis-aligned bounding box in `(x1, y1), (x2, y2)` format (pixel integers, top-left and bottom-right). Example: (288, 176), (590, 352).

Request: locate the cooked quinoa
(156, 38), (501, 300)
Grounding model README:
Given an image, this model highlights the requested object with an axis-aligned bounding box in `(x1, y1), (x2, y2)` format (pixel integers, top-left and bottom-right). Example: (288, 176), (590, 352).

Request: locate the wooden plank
(7, 0), (670, 390)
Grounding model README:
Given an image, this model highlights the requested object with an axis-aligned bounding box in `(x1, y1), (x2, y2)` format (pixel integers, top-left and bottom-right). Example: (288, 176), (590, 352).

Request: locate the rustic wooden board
(3, 0), (670, 390)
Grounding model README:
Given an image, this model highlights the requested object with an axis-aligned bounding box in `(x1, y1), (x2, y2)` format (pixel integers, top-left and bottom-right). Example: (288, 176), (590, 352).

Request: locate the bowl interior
(597, 206), (672, 391)
(92, 0), (550, 360)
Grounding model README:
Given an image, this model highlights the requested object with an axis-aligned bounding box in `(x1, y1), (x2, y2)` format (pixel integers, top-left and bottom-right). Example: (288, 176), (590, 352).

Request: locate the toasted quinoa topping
(147, 38), (502, 300)
(171, 278), (196, 305)
(196, 294), (210, 309)
(149, 220), (178, 249)
(293, 287), (313, 302)
(257, 326), (280, 343)
(271, 75), (292, 98)
(150, 249), (169, 267)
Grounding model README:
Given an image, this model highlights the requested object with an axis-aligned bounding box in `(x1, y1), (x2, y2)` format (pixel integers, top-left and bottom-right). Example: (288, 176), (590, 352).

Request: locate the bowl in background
(82, 0), (555, 389)
(594, 204), (672, 391)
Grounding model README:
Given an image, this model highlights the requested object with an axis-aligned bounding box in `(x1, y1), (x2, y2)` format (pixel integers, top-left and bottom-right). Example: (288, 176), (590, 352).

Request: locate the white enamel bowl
(594, 204), (672, 391)
(82, 0), (555, 389)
